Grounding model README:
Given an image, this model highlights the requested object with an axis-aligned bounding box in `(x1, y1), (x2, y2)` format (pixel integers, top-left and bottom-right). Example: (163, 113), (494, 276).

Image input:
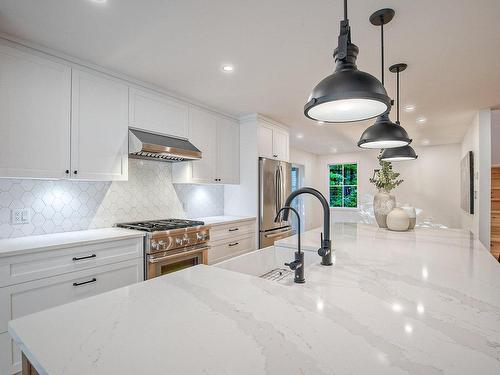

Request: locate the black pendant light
(304, 0), (391, 123)
(357, 9), (412, 149)
(380, 63), (418, 161)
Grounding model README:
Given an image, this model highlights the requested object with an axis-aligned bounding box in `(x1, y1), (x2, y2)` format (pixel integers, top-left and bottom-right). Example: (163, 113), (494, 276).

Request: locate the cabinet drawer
(0, 258), (143, 334)
(0, 331), (20, 375)
(208, 235), (255, 265)
(210, 220), (256, 242)
(0, 238), (143, 287)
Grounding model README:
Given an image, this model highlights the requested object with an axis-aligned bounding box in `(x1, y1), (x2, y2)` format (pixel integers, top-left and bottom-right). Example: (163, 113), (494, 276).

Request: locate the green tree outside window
(329, 163), (358, 208)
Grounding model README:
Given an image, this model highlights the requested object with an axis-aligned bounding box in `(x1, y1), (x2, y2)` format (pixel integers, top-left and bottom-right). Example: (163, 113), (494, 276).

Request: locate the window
(329, 163), (358, 208)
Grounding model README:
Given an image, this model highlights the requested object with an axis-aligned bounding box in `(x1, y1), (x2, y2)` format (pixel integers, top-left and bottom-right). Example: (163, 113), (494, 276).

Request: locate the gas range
(116, 219), (210, 279)
(116, 219), (210, 253)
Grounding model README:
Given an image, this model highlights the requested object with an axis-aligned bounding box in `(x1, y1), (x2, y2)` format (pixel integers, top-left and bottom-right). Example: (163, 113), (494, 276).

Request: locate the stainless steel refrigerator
(258, 157), (294, 248)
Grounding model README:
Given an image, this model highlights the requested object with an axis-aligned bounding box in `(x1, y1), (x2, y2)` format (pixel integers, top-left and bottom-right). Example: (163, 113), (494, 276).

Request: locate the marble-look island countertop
(8, 223), (500, 374)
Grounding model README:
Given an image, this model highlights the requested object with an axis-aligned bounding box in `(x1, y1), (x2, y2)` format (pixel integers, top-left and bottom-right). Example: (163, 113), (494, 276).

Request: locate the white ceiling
(1, 0), (499, 154)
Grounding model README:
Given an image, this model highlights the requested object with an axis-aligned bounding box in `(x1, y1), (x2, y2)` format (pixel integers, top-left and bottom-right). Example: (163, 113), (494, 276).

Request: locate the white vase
(401, 204), (417, 229)
(373, 189), (396, 228)
(387, 208), (410, 231)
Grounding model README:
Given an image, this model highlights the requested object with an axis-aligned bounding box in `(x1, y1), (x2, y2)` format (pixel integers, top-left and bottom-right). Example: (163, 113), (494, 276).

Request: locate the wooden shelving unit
(491, 167), (500, 261)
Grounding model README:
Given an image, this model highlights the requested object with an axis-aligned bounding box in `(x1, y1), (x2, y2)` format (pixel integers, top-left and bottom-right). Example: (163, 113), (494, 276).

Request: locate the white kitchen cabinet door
(0, 258), (143, 375)
(216, 117), (240, 184)
(71, 69), (129, 181)
(0, 44), (71, 179)
(188, 107), (217, 183)
(129, 87), (189, 139)
(273, 127), (289, 162)
(258, 122), (274, 159)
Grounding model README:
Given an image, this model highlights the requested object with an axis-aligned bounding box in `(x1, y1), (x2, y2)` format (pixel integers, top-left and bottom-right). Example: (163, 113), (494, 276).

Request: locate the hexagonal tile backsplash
(0, 159), (224, 239)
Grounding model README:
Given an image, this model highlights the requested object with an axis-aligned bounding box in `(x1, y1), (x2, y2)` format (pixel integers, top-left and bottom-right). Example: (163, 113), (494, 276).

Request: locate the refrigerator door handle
(275, 167), (279, 218)
(277, 165), (282, 222)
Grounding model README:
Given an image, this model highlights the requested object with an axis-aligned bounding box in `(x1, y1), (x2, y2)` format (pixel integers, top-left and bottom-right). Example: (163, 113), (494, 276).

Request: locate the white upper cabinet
(216, 117), (240, 184)
(188, 106), (218, 183)
(173, 106), (240, 184)
(272, 127), (289, 162)
(258, 122), (274, 159)
(0, 44), (71, 179)
(258, 121), (289, 162)
(71, 69), (129, 181)
(129, 87), (189, 139)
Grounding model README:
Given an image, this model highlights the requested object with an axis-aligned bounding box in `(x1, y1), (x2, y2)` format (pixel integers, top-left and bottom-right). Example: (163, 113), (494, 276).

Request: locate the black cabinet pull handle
(65, 169), (70, 174)
(228, 228), (239, 232)
(73, 254), (96, 261)
(73, 278), (97, 287)
(228, 242), (239, 247)
(73, 170), (78, 175)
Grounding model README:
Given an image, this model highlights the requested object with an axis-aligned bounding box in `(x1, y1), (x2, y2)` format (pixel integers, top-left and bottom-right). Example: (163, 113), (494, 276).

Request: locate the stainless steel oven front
(145, 244), (209, 279)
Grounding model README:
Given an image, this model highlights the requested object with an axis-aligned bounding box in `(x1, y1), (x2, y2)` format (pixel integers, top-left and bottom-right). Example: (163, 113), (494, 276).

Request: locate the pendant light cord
(396, 69), (400, 123)
(380, 20), (384, 85)
(344, 0), (348, 20)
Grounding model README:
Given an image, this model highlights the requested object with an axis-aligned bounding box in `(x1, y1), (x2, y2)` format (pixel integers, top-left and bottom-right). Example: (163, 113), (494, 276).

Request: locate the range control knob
(158, 240), (166, 250)
(196, 233), (204, 241)
(175, 238), (182, 246)
(151, 241), (158, 250)
(182, 235), (190, 245)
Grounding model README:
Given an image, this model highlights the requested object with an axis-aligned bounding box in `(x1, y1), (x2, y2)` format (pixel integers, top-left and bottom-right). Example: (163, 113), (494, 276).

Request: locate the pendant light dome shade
(304, 1), (391, 123)
(357, 113), (411, 149)
(380, 146), (418, 161)
(304, 46), (391, 123)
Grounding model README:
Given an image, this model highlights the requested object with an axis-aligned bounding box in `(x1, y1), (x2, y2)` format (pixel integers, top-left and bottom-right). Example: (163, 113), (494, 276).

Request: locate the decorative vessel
(373, 189), (396, 228)
(387, 208), (410, 231)
(401, 204), (417, 229)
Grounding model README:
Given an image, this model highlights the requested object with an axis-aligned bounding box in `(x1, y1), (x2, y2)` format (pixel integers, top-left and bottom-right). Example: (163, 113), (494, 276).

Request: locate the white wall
(461, 109), (492, 248)
(289, 147), (322, 230)
(314, 144), (462, 229)
(492, 110), (500, 166)
(224, 118), (259, 218)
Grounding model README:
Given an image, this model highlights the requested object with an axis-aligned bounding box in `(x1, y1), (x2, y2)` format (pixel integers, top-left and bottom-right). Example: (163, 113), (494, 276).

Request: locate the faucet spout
(281, 187), (333, 266)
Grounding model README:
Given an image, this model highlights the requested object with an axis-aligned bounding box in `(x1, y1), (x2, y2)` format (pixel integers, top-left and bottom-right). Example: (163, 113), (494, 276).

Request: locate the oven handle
(264, 229), (294, 239)
(148, 247), (209, 264)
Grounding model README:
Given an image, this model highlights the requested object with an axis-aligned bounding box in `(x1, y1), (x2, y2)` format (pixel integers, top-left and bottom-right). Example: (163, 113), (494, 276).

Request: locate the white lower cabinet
(0, 251), (143, 374)
(207, 219), (256, 264)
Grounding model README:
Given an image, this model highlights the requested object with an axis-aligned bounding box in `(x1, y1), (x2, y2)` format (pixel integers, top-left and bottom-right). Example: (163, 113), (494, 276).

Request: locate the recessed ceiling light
(317, 121), (325, 126)
(330, 147), (338, 153)
(404, 104), (416, 112)
(89, 0), (107, 3)
(416, 116), (427, 124)
(296, 133), (304, 139)
(422, 139), (430, 145)
(221, 64), (234, 72)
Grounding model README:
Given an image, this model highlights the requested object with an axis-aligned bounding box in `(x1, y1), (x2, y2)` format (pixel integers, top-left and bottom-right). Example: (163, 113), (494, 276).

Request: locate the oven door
(146, 245), (208, 279)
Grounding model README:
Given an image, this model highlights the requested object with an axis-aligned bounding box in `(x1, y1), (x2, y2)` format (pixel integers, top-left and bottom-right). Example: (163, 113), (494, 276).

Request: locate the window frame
(327, 162), (359, 210)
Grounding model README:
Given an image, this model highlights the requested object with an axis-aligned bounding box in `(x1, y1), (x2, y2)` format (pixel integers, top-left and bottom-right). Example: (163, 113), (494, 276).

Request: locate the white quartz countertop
(0, 228), (144, 258)
(8, 223), (500, 374)
(195, 215), (256, 226)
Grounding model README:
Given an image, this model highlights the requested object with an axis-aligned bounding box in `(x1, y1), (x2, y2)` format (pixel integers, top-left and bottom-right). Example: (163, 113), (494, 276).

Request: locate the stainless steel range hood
(129, 128), (202, 162)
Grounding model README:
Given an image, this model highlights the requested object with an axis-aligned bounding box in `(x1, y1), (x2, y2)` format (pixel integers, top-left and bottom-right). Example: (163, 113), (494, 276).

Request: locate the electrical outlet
(11, 208), (31, 225)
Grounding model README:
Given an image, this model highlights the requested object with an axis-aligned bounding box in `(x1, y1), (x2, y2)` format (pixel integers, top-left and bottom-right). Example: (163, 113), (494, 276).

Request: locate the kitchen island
(8, 223), (500, 374)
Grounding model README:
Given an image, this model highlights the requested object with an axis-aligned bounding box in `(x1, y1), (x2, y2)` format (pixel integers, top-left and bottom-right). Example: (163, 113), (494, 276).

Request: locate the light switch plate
(11, 208), (31, 225)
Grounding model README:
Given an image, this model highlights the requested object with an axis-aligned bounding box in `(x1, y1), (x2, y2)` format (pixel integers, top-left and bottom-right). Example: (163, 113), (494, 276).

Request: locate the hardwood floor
(492, 167), (500, 261)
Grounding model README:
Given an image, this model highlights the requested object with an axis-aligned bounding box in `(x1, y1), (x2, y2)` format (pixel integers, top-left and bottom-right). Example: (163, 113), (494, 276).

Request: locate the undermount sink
(214, 245), (316, 285)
